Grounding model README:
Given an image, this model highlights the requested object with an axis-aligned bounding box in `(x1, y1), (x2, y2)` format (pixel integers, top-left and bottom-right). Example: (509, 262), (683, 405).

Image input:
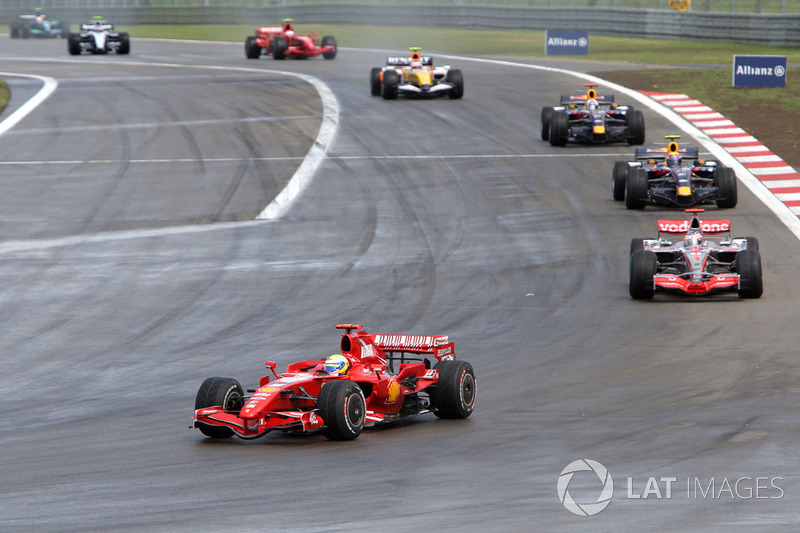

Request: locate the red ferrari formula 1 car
(244, 18), (336, 60)
(193, 324), (476, 441)
(629, 209), (762, 299)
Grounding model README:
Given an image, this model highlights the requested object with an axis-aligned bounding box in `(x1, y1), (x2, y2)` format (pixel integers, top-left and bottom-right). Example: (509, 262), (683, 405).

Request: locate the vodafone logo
(657, 219), (731, 234)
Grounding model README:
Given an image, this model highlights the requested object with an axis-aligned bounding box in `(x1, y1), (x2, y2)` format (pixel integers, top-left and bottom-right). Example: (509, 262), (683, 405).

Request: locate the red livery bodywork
(192, 324), (475, 441)
(244, 19), (337, 60)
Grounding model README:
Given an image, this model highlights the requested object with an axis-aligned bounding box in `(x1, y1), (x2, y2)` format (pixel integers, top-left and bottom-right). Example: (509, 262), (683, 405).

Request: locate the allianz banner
(545, 30), (588, 55)
(732, 55), (787, 88)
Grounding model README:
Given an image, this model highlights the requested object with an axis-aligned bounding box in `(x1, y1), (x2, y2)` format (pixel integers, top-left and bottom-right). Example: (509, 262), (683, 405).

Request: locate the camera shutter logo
(557, 459), (614, 516)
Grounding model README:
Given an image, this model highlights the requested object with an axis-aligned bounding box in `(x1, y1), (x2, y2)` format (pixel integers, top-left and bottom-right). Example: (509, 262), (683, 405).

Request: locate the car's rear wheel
(271, 35), (287, 59)
(736, 249), (763, 299)
(446, 69), (464, 99)
(715, 167), (738, 208)
(548, 110), (569, 146)
(370, 67), (382, 96)
(625, 167), (649, 209)
(613, 161), (629, 201)
(626, 109), (646, 145)
(244, 35), (261, 59)
(321, 35), (337, 59)
(317, 380), (366, 441)
(430, 361), (476, 419)
(382, 69), (399, 100)
(630, 250), (657, 299)
(10, 24), (20, 39)
(194, 377), (244, 438)
(540, 106), (554, 141)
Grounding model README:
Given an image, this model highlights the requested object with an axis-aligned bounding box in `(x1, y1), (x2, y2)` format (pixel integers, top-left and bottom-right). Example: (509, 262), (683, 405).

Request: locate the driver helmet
(684, 232), (703, 247)
(586, 98), (598, 111)
(324, 354), (350, 376)
(666, 153), (682, 167)
(410, 60), (423, 68)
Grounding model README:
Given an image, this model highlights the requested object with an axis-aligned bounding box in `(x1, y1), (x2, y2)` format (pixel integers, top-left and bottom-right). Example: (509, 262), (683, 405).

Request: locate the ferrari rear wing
(634, 146), (699, 161)
(337, 324), (455, 363)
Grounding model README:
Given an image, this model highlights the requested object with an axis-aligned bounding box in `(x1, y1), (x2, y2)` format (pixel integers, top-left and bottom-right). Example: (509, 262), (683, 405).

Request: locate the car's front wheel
(317, 380), (366, 441)
(630, 250), (657, 299)
(194, 377), (244, 438)
(715, 167), (738, 208)
(736, 249), (763, 299)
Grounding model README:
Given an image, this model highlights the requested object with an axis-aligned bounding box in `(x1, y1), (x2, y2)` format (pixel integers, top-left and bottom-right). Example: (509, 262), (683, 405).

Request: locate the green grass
(0, 79), (10, 115)
(125, 24), (800, 65)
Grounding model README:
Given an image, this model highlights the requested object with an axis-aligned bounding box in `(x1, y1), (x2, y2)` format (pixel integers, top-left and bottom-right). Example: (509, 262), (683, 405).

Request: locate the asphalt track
(1, 37), (799, 531)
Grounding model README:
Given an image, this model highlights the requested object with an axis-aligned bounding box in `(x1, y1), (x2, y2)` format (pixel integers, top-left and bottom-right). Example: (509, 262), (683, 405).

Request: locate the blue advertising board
(732, 55), (787, 88)
(545, 30), (588, 56)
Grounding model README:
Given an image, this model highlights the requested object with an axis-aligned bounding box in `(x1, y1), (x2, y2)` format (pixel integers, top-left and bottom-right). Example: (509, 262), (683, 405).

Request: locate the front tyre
(370, 67), (382, 97)
(194, 377), (244, 438)
(612, 161), (628, 201)
(271, 35), (287, 59)
(244, 35), (261, 59)
(317, 380), (366, 441)
(382, 69), (399, 100)
(116, 32), (130, 55)
(736, 249), (763, 299)
(430, 361), (476, 419)
(715, 167), (738, 208)
(625, 167), (649, 210)
(540, 106), (554, 141)
(67, 33), (81, 55)
(446, 69), (464, 99)
(548, 110), (569, 147)
(321, 35), (337, 59)
(630, 250), (657, 299)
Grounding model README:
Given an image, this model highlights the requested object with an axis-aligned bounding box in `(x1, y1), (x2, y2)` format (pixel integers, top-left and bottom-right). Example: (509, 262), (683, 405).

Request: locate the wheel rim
(345, 393), (365, 428)
(460, 371), (476, 408)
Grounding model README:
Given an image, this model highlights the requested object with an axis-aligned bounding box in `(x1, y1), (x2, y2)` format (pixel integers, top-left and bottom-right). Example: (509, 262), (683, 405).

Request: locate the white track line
(0, 72), (58, 136)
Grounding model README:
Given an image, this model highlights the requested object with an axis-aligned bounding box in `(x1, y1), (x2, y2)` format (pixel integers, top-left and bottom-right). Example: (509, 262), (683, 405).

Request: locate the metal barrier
(3, 3), (800, 46)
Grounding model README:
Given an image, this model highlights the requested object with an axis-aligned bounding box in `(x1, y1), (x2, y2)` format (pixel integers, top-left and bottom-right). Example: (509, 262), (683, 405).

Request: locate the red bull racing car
(370, 47), (464, 100)
(629, 209), (762, 299)
(614, 135), (737, 210)
(244, 18), (336, 60)
(193, 324), (476, 441)
(541, 84), (645, 146)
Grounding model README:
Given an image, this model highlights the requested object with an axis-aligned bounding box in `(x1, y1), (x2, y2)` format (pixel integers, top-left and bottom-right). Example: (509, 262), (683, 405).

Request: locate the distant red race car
(629, 209), (762, 299)
(193, 324), (476, 441)
(244, 18), (336, 60)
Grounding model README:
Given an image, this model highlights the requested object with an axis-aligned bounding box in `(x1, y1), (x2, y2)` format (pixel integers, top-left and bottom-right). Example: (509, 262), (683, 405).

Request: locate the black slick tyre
(382, 69), (399, 100)
(736, 249), (763, 299)
(321, 35), (337, 59)
(625, 168), (649, 210)
(446, 69), (464, 99)
(116, 32), (130, 55)
(541, 106), (554, 141)
(613, 161), (628, 201)
(715, 167), (738, 208)
(626, 109), (646, 145)
(370, 67), (382, 96)
(548, 110), (569, 146)
(194, 377), (244, 438)
(630, 250), (657, 299)
(271, 35), (287, 59)
(67, 33), (81, 55)
(630, 238), (645, 257)
(245, 35), (261, 59)
(430, 360), (476, 419)
(317, 380), (366, 441)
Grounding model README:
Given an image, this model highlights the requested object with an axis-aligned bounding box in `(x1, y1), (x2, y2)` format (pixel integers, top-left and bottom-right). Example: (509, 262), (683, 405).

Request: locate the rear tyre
(194, 377), (244, 438)
(10, 24), (20, 39)
(548, 110), (569, 146)
(612, 161), (628, 201)
(271, 35), (287, 59)
(540, 106), (554, 141)
(116, 32), (130, 55)
(430, 361), (476, 419)
(625, 168), (649, 210)
(321, 35), (337, 59)
(736, 249), (763, 299)
(244, 35), (261, 59)
(370, 67), (382, 96)
(317, 380), (366, 441)
(630, 250), (657, 299)
(446, 69), (464, 99)
(715, 167), (738, 208)
(67, 33), (81, 55)
(382, 69), (399, 100)
(626, 109), (646, 145)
